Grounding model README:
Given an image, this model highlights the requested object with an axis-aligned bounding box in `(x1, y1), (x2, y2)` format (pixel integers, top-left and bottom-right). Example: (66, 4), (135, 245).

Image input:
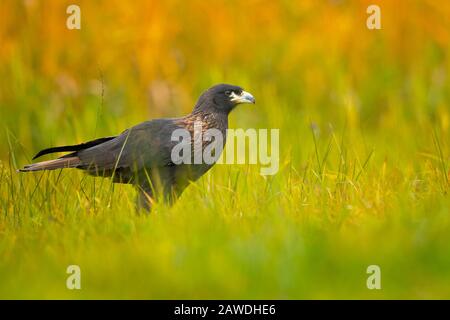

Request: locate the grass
(1, 119), (449, 299)
(1, 0), (450, 299)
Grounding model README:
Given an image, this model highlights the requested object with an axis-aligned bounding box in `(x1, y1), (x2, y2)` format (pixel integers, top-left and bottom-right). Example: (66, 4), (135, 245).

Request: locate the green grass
(1, 1), (450, 299)
(1, 108), (449, 298)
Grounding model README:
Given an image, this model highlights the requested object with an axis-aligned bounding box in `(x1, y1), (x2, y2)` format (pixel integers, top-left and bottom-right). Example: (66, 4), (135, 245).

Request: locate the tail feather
(32, 136), (116, 160)
(18, 156), (82, 172)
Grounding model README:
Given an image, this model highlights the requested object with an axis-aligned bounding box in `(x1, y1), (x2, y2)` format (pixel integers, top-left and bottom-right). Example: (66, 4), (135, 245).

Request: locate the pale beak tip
(242, 91), (255, 104)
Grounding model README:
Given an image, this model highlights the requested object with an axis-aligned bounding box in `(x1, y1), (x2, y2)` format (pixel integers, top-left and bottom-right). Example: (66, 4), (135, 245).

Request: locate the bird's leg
(135, 184), (154, 213)
(163, 185), (181, 206)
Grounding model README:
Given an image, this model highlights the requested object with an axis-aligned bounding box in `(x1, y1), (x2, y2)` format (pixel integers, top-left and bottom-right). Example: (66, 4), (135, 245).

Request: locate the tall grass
(0, 0), (449, 298)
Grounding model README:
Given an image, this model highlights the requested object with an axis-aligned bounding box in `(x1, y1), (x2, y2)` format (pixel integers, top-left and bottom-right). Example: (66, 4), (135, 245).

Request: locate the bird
(19, 84), (255, 211)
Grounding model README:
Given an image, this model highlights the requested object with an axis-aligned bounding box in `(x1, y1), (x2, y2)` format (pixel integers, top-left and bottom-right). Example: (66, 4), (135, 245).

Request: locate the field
(0, 0), (449, 299)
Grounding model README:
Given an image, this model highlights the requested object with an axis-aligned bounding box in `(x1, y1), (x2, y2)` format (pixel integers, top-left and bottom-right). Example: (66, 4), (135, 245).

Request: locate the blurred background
(1, 0), (448, 160)
(0, 0), (449, 299)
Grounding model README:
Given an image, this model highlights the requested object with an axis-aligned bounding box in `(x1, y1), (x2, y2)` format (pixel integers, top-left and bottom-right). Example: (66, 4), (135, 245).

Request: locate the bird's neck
(192, 98), (232, 115)
(184, 110), (228, 132)
(183, 110), (228, 135)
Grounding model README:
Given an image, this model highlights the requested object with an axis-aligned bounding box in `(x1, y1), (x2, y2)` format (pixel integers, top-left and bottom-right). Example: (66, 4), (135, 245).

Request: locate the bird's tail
(18, 156), (81, 172)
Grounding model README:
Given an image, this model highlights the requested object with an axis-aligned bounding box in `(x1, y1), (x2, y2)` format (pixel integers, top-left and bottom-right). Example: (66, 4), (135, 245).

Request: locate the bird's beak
(230, 90), (255, 104)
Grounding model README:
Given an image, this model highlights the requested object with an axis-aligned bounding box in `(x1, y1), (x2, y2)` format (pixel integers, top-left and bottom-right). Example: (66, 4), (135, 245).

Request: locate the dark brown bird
(19, 84), (255, 211)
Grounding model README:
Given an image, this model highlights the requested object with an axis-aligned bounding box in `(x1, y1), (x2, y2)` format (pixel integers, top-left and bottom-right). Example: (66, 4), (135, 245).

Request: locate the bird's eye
(225, 90), (232, 96)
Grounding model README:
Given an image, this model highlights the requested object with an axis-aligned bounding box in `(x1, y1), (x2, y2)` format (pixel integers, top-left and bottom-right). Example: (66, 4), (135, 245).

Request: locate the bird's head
(194, 83), (255, 114)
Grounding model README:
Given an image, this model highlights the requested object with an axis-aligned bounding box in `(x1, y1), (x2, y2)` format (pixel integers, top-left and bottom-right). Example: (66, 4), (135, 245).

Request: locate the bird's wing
(76, 119), (178, 172)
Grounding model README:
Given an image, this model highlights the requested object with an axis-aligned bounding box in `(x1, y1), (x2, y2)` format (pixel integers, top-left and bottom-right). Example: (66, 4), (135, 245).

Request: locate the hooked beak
(230, 90), (255, 104)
